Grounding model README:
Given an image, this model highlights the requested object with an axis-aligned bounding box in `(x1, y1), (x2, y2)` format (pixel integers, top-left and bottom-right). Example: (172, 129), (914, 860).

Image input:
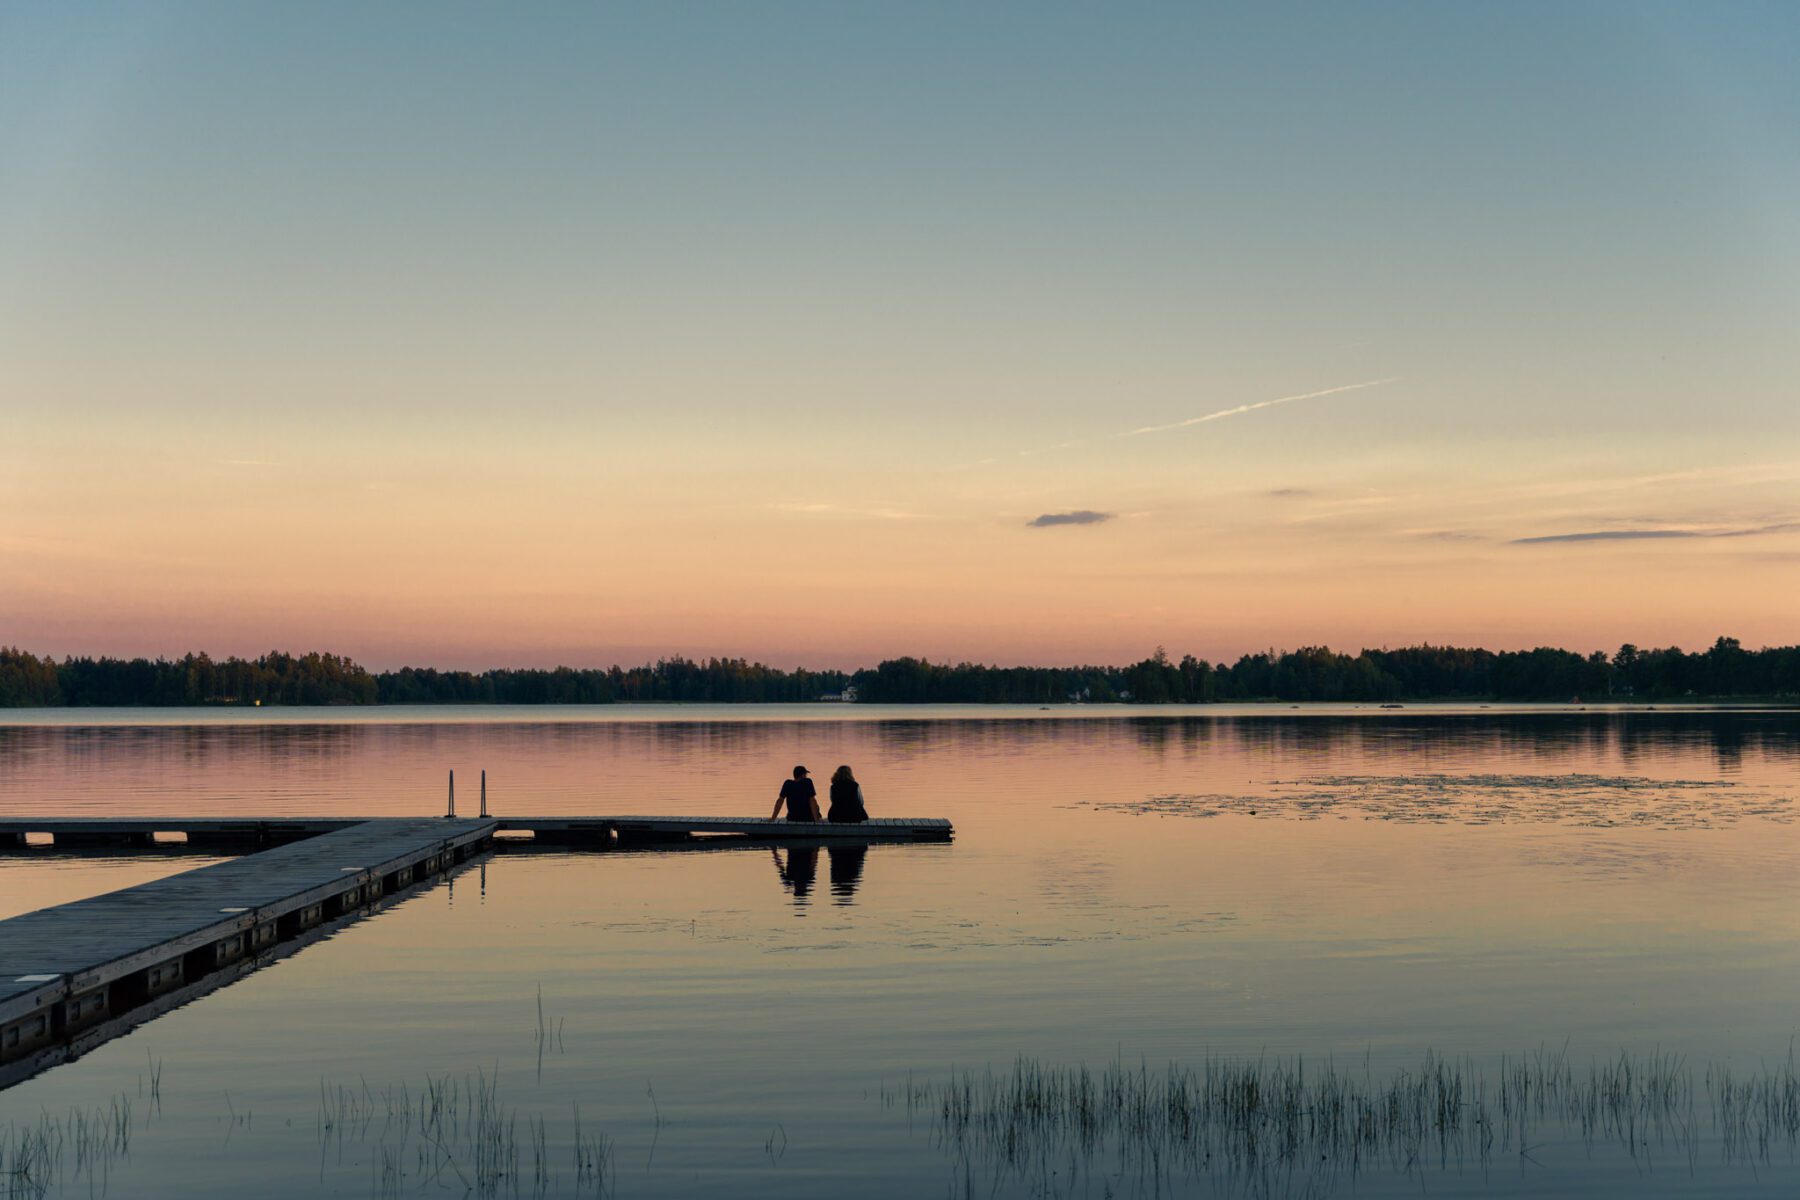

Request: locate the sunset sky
(4, 3), (1798, 669)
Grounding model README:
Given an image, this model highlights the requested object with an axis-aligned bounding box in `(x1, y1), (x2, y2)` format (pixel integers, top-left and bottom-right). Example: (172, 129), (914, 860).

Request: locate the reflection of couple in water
(770, 764), (870, 904)
(772, 842), (866, 904)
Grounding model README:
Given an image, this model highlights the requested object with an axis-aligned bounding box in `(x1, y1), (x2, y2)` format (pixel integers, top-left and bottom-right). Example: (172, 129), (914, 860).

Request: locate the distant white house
(819, 685), (860, 703)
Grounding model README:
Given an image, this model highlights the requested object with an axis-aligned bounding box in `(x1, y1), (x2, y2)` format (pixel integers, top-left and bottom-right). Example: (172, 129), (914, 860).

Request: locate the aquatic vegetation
(0, 1093), (132, 1200)
(570, 1105), (614, 1195)
(534, 985), (566, 1054)
(1093, 772), (1794, 828)
(140, 1054), (162, 1108)
(319, 1068), (613, 1199)
(888, 1046), (1800, 1198)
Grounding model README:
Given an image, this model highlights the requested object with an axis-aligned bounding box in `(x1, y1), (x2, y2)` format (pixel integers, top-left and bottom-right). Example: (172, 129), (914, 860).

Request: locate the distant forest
(2, 638), (1797, 707)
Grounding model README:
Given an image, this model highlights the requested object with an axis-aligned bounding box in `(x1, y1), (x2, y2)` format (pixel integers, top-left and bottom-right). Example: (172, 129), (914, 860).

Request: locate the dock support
(55, 831), (155, 848)
(530, 823), (619, 847)
(446, 769), (455, 818)
(1, 1009), (53, 1062)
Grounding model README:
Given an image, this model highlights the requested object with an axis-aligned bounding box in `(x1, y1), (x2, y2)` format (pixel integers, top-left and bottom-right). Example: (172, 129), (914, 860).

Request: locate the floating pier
(0, 814), (955, 850)
(497, 815), (954, 845)
(0, 818), (495, 1076)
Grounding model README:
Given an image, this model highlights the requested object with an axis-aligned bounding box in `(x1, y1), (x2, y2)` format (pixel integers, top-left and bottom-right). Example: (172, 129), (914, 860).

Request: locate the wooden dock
(0, 814), (955, 849)
(497, 815), (954, 845)
(0, 818), (495, 1074)
(0, 810), (951, 1083)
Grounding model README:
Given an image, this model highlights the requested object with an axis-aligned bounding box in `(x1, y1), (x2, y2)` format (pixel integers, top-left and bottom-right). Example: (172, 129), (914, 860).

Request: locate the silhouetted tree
(3, 638), (1796, 707)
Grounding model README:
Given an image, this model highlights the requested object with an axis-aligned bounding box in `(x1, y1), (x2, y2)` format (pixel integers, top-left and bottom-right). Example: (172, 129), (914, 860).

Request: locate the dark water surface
(0, 705), (1795, 1197)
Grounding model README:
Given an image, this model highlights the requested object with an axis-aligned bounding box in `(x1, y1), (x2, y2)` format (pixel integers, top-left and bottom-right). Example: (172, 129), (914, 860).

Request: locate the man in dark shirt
(771, 765), (820, 822)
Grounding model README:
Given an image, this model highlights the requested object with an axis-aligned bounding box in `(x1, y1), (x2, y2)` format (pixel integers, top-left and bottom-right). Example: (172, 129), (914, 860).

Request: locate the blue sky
(3, 3), (1797, 666)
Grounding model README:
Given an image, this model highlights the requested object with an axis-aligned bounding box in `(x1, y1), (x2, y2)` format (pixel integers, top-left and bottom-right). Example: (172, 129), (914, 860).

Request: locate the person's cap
(794, 765), (809, 776)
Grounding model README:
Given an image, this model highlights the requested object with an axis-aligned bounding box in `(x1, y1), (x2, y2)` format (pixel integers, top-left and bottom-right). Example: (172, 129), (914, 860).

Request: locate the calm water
(0, 706), (1796, 1198)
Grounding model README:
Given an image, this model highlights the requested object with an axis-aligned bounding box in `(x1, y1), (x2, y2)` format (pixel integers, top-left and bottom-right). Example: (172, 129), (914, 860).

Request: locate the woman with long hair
(827, 764), (869, 823)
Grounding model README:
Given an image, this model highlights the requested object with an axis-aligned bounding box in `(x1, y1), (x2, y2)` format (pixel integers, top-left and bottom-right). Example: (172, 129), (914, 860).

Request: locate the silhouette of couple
(769, 764), (869, 824)
(769, 764), (870, 905)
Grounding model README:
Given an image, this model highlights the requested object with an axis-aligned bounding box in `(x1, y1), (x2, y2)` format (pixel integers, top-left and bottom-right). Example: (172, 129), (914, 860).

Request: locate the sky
(3, 2), (1798, 670)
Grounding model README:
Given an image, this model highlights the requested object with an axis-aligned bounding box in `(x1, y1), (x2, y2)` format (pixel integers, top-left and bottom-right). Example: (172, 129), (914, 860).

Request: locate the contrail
(1122, 377), (1400, 437)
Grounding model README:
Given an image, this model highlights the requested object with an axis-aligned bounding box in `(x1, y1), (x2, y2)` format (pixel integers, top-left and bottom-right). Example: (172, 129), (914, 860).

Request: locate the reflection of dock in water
(0, 811), (952, 1086)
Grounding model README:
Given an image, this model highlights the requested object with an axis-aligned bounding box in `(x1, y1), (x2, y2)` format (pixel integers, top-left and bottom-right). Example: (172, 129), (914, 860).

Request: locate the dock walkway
(0, 818), (494, 1069)
(0, 814), (956, 848)
(500, 815), (954, 844)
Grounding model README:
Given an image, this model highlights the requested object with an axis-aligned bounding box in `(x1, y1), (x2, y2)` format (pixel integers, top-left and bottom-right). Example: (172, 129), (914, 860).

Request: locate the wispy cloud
(1123, 378), (1400, 437)
(1018, 439), (1085, 459)
(1266, 487), (1314, 498)
(1497, 461), (1800, 503)
(1515, 529), (1699, 545)
(770, 502), (928, 521)
(937, 456), (998, 472)
(938, 379), (1401, 472)
(1513, 521), (1800, 545)
(1718, 520), (1800, 537)
(1281, 494), (1397, 523)
(1028, 510), (1114, 528)
(1405, 529), (1487, 542)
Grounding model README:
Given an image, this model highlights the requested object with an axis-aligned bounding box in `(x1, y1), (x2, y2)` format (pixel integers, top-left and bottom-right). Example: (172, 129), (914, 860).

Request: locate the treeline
(2, 638), (1796, 707)
(0, 649), (847, 707)
(848, 640), (1799, 703)
(380, 659), (849, 704)
(0, 650), (379, 707)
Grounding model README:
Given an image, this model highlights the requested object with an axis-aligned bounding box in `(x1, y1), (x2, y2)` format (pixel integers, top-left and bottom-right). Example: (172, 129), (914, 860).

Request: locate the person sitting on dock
(827, 764), (869, 823)
(771, 765), (821, 822)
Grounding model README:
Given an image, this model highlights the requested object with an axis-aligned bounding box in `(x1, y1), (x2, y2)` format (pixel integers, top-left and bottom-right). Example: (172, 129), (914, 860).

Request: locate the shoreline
(3, 698), (1797, 729)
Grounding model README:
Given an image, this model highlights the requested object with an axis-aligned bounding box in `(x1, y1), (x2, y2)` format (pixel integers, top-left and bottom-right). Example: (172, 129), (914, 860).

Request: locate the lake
(0, 705), (1796, 1197)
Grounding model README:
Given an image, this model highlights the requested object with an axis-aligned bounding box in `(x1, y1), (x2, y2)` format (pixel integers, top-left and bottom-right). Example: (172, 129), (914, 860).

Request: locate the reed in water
(885, 1045), (1800, 1196)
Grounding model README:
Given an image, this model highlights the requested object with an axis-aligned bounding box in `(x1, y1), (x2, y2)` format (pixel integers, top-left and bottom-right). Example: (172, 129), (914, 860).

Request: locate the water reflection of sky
(0, 712), (1795, 1197)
